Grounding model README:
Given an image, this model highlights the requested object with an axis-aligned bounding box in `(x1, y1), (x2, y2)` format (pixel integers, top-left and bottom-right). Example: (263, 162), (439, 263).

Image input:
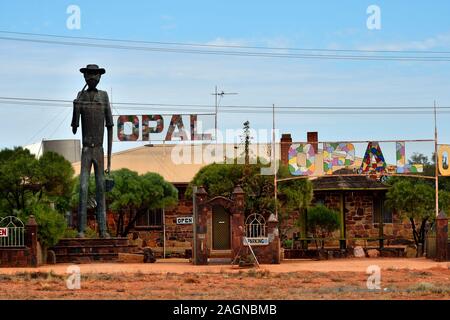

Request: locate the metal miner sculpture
(71, 64), (113, 238)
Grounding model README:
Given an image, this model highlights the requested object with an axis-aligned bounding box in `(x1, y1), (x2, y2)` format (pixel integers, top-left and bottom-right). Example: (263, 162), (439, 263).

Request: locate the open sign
(0, 228), (8, 237)
(176, 217), (193, 225)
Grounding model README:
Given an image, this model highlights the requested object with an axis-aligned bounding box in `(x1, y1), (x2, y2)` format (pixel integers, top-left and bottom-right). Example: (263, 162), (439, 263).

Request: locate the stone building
(69, 132), (414, 258)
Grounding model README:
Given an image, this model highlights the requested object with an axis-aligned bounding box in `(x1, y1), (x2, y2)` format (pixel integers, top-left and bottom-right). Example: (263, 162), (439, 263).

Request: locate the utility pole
(211, 86), (238, 141)
(434, 101), (439, 217)
(273, 104), (278, 220)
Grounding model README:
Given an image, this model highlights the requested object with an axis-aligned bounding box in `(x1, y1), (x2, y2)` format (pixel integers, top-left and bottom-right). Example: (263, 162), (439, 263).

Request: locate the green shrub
(84, 226), (98, 238)
(62, 226), (105, 238)
(20, 203), (67, 249)
(283, 239), (293, 248)
(305, 204), (340, 249)
(62, 227), (78, 238)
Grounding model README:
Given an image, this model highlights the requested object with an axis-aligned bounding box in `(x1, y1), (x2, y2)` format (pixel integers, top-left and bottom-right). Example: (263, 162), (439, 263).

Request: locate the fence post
(435, 210), (448, 262)
(231, 186), (245, 261)
(267, 213), (281, 264)
(193, 186), (208, 265)
(25, 215), (38, 267)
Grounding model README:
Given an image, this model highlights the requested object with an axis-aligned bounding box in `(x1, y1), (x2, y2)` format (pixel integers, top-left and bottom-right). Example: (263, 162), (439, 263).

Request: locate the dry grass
(0, 268), (449, 300)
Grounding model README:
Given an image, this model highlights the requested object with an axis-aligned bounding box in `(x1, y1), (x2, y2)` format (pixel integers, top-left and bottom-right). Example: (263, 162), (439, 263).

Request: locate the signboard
(177, 217), (193, 225)
(438, 145), (450, 176)
(0, 228), (8, 237)
(287, 140), (435, 176)
(113, 114), (215, 142)
(244, 237), (269, 246)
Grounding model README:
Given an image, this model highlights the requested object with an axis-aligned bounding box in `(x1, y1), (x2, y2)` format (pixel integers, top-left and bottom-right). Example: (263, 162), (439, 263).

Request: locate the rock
(353, 246), (366, 258)
(143, 248), (156, 263)
(46, 250), (56, 264)
(118, 253), (144, 263)
(367, 249), (380, 258)
(405, 246), (417, 258)
(132, 238), (144, 248)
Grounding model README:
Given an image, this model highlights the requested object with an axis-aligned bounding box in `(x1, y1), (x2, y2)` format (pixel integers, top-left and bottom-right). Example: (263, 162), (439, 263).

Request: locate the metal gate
(0, 216), (25, 247)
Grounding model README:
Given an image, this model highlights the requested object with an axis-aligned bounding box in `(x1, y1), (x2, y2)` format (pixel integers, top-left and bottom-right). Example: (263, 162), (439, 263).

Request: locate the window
(373, 196), (393, 224)
(135, 208), (163, 227)
(314, 195), (325, 206)
(382, 203), (393, 223)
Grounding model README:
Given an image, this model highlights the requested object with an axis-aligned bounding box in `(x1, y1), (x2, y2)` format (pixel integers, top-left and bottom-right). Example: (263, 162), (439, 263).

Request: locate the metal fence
(245, 213), (267, 238)
(0, 216), (25, 247)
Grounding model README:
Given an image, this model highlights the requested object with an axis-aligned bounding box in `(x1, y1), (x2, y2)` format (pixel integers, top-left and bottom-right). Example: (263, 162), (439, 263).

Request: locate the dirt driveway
(0, 257), (448, 274)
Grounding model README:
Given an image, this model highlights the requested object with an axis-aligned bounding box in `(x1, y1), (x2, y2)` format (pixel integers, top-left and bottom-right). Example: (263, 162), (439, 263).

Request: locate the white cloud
(358, 32), (450, 51)
(205, 37), (249, 47)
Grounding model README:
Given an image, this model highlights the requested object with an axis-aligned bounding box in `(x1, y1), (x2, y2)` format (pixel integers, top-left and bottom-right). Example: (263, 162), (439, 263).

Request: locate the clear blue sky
(0, 1), (449, 160)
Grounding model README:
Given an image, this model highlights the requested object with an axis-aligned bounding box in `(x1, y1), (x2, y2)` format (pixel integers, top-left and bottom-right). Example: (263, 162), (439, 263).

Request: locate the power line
(3, 102), (450, 116)
(2, 30), (450, 55)
(0, 96), (215, 108)
(25, 110), (64, 145)
(48, 108), (71, 139)
(1, 33), (450, 62)
(2, 96), (450, 111)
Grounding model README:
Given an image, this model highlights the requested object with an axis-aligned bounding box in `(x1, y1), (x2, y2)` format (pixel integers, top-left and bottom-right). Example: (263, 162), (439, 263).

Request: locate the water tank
(42, 139), (81, 163)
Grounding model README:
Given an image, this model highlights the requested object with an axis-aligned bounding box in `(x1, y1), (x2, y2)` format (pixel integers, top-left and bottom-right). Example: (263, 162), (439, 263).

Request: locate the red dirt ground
(0, 258), (449, 300)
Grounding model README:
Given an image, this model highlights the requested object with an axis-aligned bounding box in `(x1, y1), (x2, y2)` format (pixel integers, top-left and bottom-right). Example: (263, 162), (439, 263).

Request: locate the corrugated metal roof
(72, 143), (275, 183)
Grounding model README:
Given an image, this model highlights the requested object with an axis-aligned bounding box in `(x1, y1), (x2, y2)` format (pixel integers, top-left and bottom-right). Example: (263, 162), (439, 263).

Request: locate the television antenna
(211, 86), (238, 140)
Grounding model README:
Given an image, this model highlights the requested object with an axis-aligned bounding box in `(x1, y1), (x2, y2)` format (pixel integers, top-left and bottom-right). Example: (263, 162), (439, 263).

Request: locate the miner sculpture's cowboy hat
(79, 64), (106, 74)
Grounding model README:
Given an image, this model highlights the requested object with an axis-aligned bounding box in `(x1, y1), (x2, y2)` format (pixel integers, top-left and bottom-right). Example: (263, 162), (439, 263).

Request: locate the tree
(404, 152), (450, 191)
(438, 189), (450, 213)
(186, 161), (277, 216)
(18, 203), (67, 249)
(385, 179), (434, 254)
(72, 168), (178, 237)
(186, 163), (243, 199)
(241, 120), (251, 166)
(409, 152), (430, 166)
(304, 204), (340, 249)
(277, 165), (313, 240)
(0, 147), (75, 251)
(38, 151), (76, 212)
(0, 147), (75, 214)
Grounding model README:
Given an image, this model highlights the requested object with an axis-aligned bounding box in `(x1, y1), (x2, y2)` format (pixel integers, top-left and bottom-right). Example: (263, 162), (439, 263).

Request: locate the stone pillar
(436, 210), (448, 262)
(231, 186), (245, 259)
(193, 187), (208, 265)
(25, 215), (38, 267)
(267, 214), (281, 264)
(280, 134), (292, 166)
(339, 193), (346, 250)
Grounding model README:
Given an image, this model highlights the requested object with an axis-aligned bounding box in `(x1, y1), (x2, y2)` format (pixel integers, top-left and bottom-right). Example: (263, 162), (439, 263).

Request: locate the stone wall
(0, 248), (33, 267)
(344, 192), (378, 239)
(164, 198), (193, 246)
(99, 198), (194, 254)
(281, 190), (414, 248)
(0, 216), (38, 267)
(250, 215), (281, 264)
